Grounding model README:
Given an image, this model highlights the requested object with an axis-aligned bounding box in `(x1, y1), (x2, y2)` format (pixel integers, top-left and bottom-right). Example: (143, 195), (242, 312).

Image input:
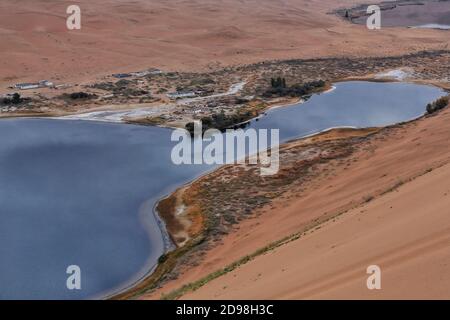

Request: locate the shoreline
(112, 106), (444, 300)
(1, 77), (446, 300)
(151, 105), (450, 300)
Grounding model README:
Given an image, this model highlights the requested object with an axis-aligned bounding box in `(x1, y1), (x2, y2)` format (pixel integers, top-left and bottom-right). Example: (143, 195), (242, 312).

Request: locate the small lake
(353, 0), (450, 29)
(0, 81), (445, 299)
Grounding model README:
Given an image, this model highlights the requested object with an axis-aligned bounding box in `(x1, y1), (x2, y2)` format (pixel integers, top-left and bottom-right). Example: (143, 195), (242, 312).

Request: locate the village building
(14, 80), (54, 90)
(112, 73), (132, 79)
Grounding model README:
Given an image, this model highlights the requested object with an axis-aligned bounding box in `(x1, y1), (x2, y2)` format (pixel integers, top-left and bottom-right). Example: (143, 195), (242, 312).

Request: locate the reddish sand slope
(185, 161), (450, 299)
(144, 107), (450, 300)
(2, 0), (450, 88)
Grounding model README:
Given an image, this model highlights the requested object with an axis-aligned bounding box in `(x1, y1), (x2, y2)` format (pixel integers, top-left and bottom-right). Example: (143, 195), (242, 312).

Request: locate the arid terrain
(2, 0), (450, 300)
(185, 156), (450, 299)
(2, 0), (450, 90)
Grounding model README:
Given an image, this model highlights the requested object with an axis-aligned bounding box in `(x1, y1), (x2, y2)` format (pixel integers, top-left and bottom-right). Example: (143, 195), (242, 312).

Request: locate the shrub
(1, 93), (23, 105)
(12, 93), (22, 104)
(426, 96), (449, 114)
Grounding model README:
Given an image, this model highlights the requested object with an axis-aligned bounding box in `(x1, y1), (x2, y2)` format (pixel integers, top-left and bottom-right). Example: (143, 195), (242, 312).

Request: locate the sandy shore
(136, 104), (450, 300)
(2, 0), (450, 91)
(4, 0), (450, 300)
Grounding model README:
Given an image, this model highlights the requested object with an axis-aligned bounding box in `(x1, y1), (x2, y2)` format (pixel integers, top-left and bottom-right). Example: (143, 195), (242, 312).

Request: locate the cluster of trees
(426, 96), (449, 114)
(185, 110), (252, 135)
(0, 93), (23, 106)
(263, 78), (326, 98)
(115, 80), (149, 96)
(60, 91), (97, 100)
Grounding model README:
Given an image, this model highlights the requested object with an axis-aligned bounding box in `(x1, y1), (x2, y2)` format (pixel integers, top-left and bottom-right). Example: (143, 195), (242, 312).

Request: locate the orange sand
(147, 107), (450, 300)
(2, 0), (450, 90)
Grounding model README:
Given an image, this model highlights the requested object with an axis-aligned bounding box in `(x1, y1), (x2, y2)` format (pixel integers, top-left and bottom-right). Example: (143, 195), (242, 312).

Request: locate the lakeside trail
(140, 106), (450, 300)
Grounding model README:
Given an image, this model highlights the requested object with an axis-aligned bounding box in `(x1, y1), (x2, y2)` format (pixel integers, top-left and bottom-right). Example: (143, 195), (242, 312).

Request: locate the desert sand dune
(2, 0), (450, 88)
(184, 160), (450, 299)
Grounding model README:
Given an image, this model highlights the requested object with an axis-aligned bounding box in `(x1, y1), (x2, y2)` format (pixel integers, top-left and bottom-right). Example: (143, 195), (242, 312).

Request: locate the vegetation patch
(426, 95), (449, 114)
(59, 91), (98, 101)
(126, 116), (167, 126)
(185, 103), (266, 135)
(0, 93), (28, 106)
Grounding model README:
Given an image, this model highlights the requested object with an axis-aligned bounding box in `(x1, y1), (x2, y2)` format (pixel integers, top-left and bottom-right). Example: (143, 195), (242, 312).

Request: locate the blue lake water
(0, 81), (445, 299)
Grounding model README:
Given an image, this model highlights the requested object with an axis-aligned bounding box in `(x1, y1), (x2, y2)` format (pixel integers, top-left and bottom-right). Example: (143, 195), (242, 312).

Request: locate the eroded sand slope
(2, 0), (450, 87)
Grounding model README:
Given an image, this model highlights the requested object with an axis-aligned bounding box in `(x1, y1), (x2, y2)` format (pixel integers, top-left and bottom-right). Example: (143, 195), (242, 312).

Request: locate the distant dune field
(1, 0), (450, 88)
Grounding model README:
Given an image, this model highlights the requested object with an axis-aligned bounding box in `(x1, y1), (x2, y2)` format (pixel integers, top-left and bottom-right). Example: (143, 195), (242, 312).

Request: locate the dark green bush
(426, 96), (449, 114)
(263, 79), (326, 98)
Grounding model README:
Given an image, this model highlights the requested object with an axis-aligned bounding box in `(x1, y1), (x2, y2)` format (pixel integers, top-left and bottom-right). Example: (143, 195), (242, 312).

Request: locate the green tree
(12, 93), (21, 104)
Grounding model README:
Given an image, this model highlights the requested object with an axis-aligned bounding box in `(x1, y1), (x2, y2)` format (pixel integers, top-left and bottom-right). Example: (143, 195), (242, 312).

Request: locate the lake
(0, 81), (444, 299)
